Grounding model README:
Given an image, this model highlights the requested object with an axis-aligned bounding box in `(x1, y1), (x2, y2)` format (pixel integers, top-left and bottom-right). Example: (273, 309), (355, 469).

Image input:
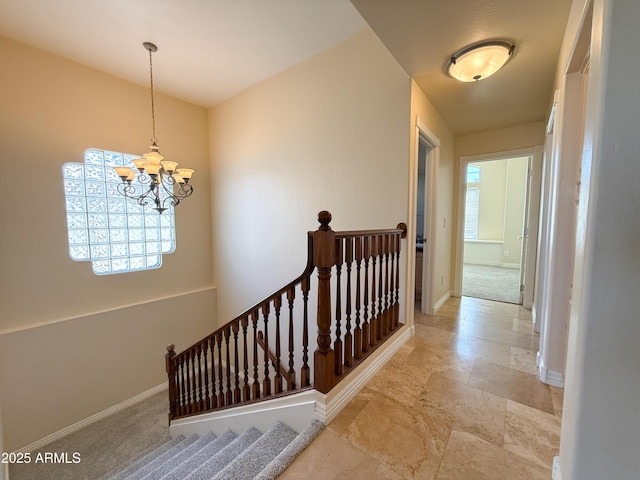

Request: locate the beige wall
(210, 29), (412, 324)
(474, 160), (508, 241)
(410, 81), (456, 308)
(502, 157), (528, 265)
(0, 36), (216, 450)
(464, 156), (528, 267)
(455, 122), (546, 158)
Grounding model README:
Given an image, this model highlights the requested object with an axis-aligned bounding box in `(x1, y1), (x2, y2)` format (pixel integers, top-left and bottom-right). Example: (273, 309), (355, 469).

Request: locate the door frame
(412, 117), (439, 315)
(454, 146), (542, 305)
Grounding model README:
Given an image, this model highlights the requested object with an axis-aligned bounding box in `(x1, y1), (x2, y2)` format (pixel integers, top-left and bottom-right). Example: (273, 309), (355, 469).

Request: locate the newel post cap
(317, 211), (332, 231)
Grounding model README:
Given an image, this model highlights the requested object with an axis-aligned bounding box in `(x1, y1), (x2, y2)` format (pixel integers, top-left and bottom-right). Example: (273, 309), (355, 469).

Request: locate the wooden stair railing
(166, 211), (406, 421)
(256, 330), (296, 389)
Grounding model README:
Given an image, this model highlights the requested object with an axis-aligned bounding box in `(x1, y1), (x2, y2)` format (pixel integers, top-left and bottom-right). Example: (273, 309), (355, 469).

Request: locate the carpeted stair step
(254, 420), (325, 480)
(123, 434), (199, 480)
(104, 435), (187, 480)
(105, 420), (323, 480)
(212, 423), (298, 480)
(182, 427), (263, 480)
(159, 430), (238, 480)
(138, 431), (217, 480)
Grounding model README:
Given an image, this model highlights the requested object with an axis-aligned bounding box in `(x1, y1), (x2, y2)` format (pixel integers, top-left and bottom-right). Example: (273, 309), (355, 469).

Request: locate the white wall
(0, 36), (215, 450)
(210, 29), (412, 324)
(410, 81), (456, 311)
(558, 0), (640, 478)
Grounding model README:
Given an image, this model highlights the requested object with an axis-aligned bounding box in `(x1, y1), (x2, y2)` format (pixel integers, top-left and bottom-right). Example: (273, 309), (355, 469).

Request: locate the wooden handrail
(165, 211), (406, 421)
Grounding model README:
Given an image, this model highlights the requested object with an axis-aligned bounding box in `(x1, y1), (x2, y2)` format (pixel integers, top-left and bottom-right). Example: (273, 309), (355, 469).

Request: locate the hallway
(281, 296), (563, 479)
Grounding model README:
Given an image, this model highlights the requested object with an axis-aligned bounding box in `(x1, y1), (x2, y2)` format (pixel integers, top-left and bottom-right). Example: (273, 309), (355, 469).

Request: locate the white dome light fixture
(448, 41), (515, 82)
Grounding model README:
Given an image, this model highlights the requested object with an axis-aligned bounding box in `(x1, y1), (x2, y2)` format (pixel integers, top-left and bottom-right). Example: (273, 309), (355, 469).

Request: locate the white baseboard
(463, 259), (502, 267)
(323, 324), (414, 423)
(531, 304), (541, 333)
(18, 383), (167, 453)
(171, 324), (415, 437)
(537, 353), (564, 388)
(500, 262), (521, 269)
(433, 291), (451, 313)
(552, 456), (562, 480)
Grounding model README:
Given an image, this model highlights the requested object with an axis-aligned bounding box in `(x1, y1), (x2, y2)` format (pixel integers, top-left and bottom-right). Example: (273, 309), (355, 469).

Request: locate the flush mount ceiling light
(112, 42), (195, 214)
(448, 41), (515, 82)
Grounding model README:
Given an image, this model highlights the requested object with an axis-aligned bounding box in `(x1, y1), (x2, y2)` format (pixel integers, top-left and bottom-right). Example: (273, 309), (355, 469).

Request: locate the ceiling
(351, 0), (574, 134)
(0, 0), (573, 136)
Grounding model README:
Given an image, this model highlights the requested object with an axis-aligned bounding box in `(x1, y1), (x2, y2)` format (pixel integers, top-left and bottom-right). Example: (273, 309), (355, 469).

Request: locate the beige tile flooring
(280, 296), (563, 480)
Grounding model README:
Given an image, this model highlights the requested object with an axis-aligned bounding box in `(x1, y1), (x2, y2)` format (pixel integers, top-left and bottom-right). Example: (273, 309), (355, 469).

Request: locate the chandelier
(113, 42), (194, 214)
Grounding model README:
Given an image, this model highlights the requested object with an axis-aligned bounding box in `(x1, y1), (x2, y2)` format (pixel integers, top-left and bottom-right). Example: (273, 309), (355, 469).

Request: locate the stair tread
(160, 430), (238, 480)
(105, 435), (186, 480)
(182, 427), (262, 480)
(139, 432), (217, 480)
(123, 435), (199, 480)
(212, 422), (298, 480)
(106, 419), (321, 480)
(255, 420), (325, 480)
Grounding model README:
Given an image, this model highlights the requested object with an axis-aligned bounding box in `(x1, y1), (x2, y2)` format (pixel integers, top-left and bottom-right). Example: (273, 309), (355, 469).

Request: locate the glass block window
(63, 148), (176, 275)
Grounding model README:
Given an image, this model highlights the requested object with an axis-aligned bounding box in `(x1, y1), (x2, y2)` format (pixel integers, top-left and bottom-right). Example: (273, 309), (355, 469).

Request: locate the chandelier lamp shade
(447, 41), (515, 82)
(112, 42), (194, 214)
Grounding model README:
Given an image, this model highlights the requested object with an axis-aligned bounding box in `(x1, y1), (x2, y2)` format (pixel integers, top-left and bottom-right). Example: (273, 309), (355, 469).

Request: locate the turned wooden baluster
(202, 340), (210, 410)
(391, 233), (399, 328)
(166, 344), (177, 421)
(208, 336), (218, 408)
(286, 287), (297, 390)
(216, 332), (225, 407)
(334, 238), (343, 376)
(273, 295), (283, 394)
(301, 276), (311, 387)
(232, 324), (242, 403)
(262, 303), (272, 397)
(186, 350), (194, 414)
(383, 234), (390, 336)
(362, 235), (370, 353)
(179, 355), (186, 416)
(196, 345), (204, 412)
(314, 211), (336, 393)
(354, 236), (363, 360)
(224, 327), (233, 405)
(251, 310), (261, 399)
(370, 235), (379, 346)
(344, 236), (354, 367)
(377, 236), (384, 340)
(241, 317), (251, 401)
(395, 228), (403, 327)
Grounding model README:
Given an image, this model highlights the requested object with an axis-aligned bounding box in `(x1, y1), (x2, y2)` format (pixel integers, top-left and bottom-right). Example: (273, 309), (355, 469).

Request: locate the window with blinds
(464, 187), (479, 240)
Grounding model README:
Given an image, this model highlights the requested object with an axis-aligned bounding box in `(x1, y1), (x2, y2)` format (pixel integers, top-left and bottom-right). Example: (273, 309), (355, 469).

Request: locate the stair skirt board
(102, 421), (325, 480)
(171, 323), (414, 438)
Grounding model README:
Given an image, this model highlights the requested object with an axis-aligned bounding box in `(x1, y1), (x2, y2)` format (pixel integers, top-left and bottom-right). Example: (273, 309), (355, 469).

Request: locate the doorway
(414, 120), (439, 315)
(454, 148), (542, 306)
(461, 157), (529, 303)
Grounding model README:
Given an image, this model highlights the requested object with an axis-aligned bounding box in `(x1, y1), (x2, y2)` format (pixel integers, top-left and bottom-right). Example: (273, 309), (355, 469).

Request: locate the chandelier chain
(148, 47), (157, 145)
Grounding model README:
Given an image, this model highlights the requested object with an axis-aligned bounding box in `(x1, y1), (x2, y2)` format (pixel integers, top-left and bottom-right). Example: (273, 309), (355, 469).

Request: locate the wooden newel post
(313, 210), (336, 393)
(165, 344), (177, 422)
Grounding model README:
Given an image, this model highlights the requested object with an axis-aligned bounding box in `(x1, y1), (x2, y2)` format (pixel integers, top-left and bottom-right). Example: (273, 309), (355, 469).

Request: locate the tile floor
(280, 296), (563, 480)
